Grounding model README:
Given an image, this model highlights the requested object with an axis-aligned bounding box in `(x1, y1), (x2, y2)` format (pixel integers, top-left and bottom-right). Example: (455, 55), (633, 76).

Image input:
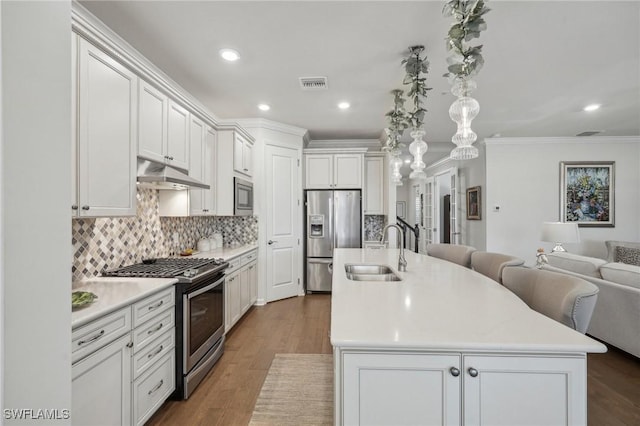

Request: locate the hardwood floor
(148, 294), (640, 426)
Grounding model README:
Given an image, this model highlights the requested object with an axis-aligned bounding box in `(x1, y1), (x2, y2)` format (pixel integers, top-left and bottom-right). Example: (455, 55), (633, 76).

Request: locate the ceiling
(80, 1), (640, 168)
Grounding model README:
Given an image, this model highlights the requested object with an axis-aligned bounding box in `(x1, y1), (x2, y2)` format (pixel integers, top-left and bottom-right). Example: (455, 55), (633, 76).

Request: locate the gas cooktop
(102, 257), (228, 283)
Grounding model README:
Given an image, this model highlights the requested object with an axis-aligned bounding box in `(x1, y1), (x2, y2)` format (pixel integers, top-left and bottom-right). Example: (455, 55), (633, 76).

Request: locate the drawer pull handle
(148, 379), (164, 396)
(147, 345), (164, 359)
(148, 300), (164, 311)
(78, 330), (105, 346)
(147, 323), (163, 335)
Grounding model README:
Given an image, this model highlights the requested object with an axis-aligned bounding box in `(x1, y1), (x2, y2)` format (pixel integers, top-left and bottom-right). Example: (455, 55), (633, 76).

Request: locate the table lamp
(541, 222), (580, 252)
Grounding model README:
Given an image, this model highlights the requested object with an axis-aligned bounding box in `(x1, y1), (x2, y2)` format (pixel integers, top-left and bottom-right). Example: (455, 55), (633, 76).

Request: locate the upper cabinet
(72, 36), (137, 217)
(364, 154), (385, 215)
(304, 150), (365, 189)
(233, 133), (253, 177)
(138, 81), (190, 171)
(189, 117), (216, 216)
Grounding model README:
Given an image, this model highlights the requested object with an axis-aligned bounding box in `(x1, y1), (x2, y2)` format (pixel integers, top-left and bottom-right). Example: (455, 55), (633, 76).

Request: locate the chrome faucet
(381, 224), (407, 272)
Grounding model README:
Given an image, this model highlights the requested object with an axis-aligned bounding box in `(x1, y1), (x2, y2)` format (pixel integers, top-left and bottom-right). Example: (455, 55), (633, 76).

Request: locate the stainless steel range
(104, 257), (228, 399)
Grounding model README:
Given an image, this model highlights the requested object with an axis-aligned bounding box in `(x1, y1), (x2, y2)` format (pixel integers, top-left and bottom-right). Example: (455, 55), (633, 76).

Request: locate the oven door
(234, 177), (253, 216)
(183, 276), (225, 373)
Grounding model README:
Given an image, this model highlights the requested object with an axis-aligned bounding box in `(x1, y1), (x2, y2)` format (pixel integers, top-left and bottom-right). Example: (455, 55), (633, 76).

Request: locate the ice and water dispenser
(308, 214), (325, 238)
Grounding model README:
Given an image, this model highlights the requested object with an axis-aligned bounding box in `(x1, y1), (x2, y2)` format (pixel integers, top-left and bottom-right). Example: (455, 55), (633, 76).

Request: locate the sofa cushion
(547, 252), (606, 278)
(615, 246), (640, 266)
(605, 240), (640, 264)
(600, 262), (640, 289)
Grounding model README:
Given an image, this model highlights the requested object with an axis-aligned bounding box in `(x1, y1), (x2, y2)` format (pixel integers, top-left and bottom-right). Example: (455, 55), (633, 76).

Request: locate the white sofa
(541, 241), (640, 358)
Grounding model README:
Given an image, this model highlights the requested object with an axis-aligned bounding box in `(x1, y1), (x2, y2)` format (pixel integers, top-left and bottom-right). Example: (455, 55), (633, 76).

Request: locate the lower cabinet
(339, 351), (586, 426)
(225, 249), (258, 333)
(72, 287), (176, 425)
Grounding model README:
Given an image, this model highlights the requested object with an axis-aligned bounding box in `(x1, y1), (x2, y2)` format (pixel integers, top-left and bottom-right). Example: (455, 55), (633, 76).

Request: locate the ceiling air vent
(299, 76), (328, 90)
(576, 131), (602, 137)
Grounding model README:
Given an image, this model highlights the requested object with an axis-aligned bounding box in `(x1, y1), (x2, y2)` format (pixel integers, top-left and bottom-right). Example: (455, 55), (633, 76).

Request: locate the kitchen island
(331, 248), (606, 426)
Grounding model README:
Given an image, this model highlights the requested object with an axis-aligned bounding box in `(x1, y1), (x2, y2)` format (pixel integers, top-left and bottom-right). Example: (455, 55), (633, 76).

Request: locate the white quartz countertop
(331, 248), (607, 354)
(72, 243), (258, 329)
(72, 277), (177, 329)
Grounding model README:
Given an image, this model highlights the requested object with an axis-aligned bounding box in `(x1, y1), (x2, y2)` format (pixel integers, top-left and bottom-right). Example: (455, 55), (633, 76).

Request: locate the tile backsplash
(72, 188), (258, 282)
(364, 215), (387, 241)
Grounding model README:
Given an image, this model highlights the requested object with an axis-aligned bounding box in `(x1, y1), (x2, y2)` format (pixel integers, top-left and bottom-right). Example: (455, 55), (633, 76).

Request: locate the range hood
(137, 158), (210, 190)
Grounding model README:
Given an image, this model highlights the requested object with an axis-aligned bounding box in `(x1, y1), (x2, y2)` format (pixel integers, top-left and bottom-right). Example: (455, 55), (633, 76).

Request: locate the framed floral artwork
(560, 161), (614, 227)
(466, 186), (481, 220)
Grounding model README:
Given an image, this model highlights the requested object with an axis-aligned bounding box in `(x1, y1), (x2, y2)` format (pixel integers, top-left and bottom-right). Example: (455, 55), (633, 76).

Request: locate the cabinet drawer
(132, 288), (174, 327)
(132, 328), (175, 379)
(226, 257), (242, 273)
(133, 352), (175, 426)
(132, 309), (175, 353)
(241, 250), (258, 266)
(72, 306), (131, 364)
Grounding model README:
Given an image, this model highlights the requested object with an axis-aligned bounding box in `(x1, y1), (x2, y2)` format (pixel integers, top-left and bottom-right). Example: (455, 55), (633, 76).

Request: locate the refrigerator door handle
(328, 262), (333, 274)
(333, 194), (338, 249)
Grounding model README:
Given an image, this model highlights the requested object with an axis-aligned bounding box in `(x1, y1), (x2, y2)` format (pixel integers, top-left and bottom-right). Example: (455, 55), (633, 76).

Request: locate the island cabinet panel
(463, 355), (586, 426)
(341, 352), (461, 426)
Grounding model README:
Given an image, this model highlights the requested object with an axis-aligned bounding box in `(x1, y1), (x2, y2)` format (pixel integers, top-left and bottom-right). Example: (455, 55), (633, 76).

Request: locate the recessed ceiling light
(219, 48), (240, 62)
(258, 104), (270, 111)
(338, 102), (350, 110)
(583, 104), (601, 112)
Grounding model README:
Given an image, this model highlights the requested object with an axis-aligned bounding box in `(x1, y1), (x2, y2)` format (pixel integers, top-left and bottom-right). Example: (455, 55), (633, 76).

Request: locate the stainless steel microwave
(234, 177), (253, 216)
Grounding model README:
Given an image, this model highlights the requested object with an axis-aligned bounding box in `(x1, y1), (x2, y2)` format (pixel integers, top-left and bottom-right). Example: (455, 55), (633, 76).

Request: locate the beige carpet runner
(249, 353), (333, 425)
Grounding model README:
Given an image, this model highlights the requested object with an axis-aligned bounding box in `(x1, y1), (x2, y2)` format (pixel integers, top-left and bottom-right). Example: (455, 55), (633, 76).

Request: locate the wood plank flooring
(147, 294), (640, 426)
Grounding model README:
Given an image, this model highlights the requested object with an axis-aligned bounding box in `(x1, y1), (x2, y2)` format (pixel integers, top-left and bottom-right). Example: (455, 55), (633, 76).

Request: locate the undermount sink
(344, 264), (401, 282)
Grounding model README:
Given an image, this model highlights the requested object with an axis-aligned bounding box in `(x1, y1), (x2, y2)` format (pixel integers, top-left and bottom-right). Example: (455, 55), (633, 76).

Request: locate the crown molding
(485, 136), (640, 145)
(215, 121), (255, 142)
(71, 1), (220, 129)
(229, 118), (309, 139)
(306, 139), (382, 150)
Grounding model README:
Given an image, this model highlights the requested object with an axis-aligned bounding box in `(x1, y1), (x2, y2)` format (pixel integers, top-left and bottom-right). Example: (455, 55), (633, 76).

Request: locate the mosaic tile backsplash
(364, 215), (387, 241)
(72, 188), (258, 282)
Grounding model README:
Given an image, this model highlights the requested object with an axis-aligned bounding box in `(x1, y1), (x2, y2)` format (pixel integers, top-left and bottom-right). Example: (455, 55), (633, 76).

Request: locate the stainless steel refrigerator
(305, 190), (361, 292)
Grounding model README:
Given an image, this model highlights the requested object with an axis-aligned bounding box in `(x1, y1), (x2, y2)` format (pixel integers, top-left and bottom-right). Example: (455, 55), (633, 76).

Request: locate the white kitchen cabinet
(216, 127), (256, 215)
(189, 117), (216, 215)
(304, 150), (365, 189)
(166, 99), (190, 170)
(138, 79), (190, 171)
(73, 36), (137, 217)
(339, 350), (587, 426)
(72, 287), (175, 426)
(233, 133), (253, 177)
(72, 333), (132, 426)
(225, 249), (259, 332)
(364, 154), (385, 214)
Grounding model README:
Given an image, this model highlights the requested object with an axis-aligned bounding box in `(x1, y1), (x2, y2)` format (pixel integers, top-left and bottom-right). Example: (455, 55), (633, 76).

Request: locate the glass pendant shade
(449, 79), (480, 160)
(390, 152), (403, 186)
(408, 129), (427, 180)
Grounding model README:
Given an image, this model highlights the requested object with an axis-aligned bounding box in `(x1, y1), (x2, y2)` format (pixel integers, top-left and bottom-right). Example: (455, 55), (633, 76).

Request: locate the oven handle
(187, 276), (225, 300)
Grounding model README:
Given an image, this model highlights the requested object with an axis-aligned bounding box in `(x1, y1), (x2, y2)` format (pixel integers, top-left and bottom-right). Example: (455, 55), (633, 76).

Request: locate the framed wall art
(466, 186), (481, 220)
(560, 161), (614, 227)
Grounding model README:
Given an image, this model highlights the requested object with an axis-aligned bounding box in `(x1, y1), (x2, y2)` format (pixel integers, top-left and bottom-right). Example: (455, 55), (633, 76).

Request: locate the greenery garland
(443, 0), (490, 81)
(383, 89), (410, 152)
(402, 45), (432, 129)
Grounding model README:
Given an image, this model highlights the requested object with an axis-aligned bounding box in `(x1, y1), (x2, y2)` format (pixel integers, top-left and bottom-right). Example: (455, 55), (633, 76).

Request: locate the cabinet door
(167, 100), (189, 170)
(334, 154), (362, 188)
(463, 355), (586, 426)
(77, 38), (137, 217)
(203, 126), (216, 213)
(305, 154), (333, 189)
(242, 141), (253, 177)
(138, 80), (168, 163)
(240, 266), (251, 314)
(364, 156), (384, 214)
(72, 333), (132, 426)
(248, 260), (258, 304)
(225, 273), (241, 331)
(233, 134), (244, 174)
(342, 352), (461, 426)
(189, 115), (206, 215)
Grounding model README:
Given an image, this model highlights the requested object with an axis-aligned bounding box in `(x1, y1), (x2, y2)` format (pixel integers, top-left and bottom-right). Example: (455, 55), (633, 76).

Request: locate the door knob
(268, 240), (277, 245)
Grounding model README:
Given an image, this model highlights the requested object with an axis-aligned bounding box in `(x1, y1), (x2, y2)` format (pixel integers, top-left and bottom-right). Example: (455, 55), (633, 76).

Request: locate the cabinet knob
(169, 156), (174, 160)
(449, 367), (460, 377)
(244, 168), (248, 172)
(268, 240), (277, 245)
(81, 205), (90, 211)
(71, 204), (78, 210)
(468, 367), (479, 377)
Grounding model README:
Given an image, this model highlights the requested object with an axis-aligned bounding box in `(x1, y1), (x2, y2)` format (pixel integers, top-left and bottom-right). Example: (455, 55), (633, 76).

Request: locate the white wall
(485, 137), (640, 265)
(2, 1), (72, 423)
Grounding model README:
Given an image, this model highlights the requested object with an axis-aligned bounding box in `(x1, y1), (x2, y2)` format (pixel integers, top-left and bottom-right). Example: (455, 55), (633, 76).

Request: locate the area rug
(249, 353), (333, 425)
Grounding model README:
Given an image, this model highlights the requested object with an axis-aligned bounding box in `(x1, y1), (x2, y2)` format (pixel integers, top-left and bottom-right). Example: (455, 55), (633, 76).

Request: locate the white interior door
(424, 177), (434, 250)
(449, 166), (460, 245)
(265, 145), (301, 302)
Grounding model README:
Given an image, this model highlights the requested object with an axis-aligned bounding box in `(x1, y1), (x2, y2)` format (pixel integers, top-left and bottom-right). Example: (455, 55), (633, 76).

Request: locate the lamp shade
(540, 222), (581, 244)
